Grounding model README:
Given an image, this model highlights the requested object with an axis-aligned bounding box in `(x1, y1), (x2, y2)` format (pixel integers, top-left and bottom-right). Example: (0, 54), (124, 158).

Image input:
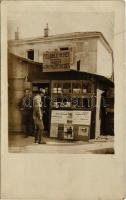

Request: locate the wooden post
(95, 88), (103, 139)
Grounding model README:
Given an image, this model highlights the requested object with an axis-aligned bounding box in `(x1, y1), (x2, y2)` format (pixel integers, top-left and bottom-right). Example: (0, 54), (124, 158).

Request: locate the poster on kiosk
(50, 110), (91, 141)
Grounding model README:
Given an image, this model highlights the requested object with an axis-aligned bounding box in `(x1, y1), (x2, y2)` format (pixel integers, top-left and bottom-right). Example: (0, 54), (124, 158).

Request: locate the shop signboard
(50, 110), (91, 140)
(43, 50), (71, 72)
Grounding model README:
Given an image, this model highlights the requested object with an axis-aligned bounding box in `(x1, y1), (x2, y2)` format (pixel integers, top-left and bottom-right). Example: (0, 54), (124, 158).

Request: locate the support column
(95, 89), (103, 139)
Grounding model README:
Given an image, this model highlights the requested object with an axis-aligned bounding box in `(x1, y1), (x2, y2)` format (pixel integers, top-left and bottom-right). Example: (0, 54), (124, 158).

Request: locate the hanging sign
(43, 50), (71, 72)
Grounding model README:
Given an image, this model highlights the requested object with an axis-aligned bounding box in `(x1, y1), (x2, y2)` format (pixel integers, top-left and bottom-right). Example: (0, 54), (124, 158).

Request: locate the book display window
(51, 80), (93, 110)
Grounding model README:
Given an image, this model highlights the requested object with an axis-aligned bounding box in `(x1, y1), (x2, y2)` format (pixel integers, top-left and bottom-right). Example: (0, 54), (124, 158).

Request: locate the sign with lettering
(51, 110), (91, 126)
(43, 50), (71, 72)
(51, 110), (68, 124)
(73, 111), (91, 125)
(51, 110), (91, 125)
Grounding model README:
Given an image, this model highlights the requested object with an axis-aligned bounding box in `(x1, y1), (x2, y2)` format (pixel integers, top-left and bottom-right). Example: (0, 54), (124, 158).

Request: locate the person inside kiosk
(42, 87), (50, 137)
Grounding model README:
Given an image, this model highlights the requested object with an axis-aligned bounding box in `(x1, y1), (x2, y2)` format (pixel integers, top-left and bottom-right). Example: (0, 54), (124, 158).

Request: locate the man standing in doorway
(100, 90), (108, 135)
(18, 89), (34, 137)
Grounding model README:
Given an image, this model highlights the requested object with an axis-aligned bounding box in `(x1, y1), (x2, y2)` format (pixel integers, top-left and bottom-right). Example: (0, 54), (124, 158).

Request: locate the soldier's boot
(34, 128), (38, 143)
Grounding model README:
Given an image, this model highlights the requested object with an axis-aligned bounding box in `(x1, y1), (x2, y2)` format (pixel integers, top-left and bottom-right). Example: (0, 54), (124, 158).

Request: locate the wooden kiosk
(29, 69), (114, 141)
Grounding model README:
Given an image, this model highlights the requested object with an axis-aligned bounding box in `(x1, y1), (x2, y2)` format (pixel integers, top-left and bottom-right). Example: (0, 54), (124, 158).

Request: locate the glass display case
(51, 80), (94, 110)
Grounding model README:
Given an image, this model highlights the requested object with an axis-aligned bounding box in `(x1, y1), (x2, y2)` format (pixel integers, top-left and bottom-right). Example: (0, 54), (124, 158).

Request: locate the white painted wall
(75, 39), (97, 73)
(9, 38), (98, 73)
(97, 40), (113, 78)
(9, 37), (113, 79)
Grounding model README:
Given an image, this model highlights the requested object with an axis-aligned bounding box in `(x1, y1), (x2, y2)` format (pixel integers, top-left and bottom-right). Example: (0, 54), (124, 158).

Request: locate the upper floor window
(77, 60), (80, 71)
(27, 49), (34, 60)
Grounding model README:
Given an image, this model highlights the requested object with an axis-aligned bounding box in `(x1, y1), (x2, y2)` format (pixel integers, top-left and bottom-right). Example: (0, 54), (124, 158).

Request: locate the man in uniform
(33, 90), (46, 144)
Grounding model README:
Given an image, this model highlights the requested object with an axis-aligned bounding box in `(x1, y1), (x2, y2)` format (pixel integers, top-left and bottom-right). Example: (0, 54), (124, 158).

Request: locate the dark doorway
(90, 108), (96, 139)
(100, 91), (114, 136)
(32, 83), (50, 92)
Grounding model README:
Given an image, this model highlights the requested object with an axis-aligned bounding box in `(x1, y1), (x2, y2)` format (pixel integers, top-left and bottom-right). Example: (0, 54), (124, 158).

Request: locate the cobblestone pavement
(9, 134), (114, 154)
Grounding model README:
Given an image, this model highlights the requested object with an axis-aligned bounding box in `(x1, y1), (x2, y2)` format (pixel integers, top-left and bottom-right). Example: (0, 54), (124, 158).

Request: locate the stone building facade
(9, 31), (113, 79)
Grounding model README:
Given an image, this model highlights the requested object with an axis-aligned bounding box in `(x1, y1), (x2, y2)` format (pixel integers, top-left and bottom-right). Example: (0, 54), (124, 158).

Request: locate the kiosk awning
(28, 68), (114, 88)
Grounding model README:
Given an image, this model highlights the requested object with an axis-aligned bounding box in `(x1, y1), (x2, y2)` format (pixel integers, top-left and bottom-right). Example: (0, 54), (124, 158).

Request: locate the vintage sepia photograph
(7, 2), (115, 154)
(1, 1), (125, 200)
